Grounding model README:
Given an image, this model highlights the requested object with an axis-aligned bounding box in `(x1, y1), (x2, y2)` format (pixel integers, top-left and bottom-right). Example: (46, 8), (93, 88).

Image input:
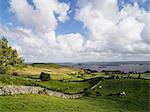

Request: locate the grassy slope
(0, 74), (89, 94)
(0, 63), (149, 112)
(95, 79), (149, 111)
(0, 79), (149, 112)
(0, 63), (90, 94)
(16, 64), (84, 81)
(0, 95), (119, 112)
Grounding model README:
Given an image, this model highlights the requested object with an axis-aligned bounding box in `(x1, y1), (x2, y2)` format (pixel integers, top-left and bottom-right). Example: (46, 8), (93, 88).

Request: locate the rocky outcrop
(0, 85), (84, 99)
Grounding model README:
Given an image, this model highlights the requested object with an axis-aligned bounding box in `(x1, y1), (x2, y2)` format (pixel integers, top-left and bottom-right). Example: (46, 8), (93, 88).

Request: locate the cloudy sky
(0, 0), (150, 62)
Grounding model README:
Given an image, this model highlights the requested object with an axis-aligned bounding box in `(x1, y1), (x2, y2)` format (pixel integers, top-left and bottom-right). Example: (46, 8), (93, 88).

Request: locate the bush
(12, 72), (18, 76)
(39, 72), (50, 81)
(96, 91), (101, 96)
(83, 88), (91, 96)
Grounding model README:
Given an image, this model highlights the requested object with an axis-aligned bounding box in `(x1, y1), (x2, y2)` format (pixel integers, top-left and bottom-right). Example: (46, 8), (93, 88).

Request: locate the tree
(0, 36), (24, 74)
(39, 72), (50, 81)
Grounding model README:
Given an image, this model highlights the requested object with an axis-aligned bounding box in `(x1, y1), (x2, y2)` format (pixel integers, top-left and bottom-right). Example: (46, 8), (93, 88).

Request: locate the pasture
(0, 64), (149, 112)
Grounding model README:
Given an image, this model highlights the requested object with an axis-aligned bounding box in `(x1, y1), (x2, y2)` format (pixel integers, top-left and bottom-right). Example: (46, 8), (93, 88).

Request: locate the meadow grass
(0, 74), (89, 94)
(0, 79), (149, 112)
(0, 64), (149, 112)
(16, 65), (83, 80)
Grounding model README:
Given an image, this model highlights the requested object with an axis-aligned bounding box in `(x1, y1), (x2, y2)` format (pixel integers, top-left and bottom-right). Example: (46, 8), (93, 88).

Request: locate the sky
(0, 0), (150, 63)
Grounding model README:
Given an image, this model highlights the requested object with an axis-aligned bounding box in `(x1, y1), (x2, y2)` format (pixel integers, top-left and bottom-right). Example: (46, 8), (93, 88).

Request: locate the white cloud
(10, 0), (69, 33)
(76, 0), (150, 60)
(57, 33), (84, 53)
(0, 25), (85, 62)
(0, 0), (150, 62)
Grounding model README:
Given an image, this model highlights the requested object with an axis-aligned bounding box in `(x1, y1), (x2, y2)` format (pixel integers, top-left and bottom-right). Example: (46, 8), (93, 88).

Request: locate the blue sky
(0, 0), (150, 62)
(0, 0), (87, 36)
(118, 0), (150, 11)
(0, 0), (149, 37)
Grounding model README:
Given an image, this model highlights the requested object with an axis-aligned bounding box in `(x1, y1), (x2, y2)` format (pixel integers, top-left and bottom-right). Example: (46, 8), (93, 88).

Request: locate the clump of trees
(0, 37), (24, 74)
(39, 72), (51, 81)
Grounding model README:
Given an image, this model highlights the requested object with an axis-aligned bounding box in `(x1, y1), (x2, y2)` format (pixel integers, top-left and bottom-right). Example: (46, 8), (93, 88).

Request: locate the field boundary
(0, 85), (84, 99)
(0, 77), (102, 99)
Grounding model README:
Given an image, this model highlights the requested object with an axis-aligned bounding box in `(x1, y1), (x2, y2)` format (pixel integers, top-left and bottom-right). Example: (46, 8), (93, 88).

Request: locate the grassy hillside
(0, 79), (149, 112)
(0, 63), (149, 112)
(15, 63), (84, 81)
(0, 74), (90, 94)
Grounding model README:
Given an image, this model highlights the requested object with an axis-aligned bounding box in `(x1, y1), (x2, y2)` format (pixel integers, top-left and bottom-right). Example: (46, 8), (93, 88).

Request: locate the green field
(0, 64), (149, 112)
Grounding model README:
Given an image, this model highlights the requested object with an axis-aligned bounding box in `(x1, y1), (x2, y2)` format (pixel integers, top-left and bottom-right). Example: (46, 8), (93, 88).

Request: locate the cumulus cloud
(0, 25), (85, 62)
(0, 0), (85, 62)
(76, 0), (150, 59)
(0, 0), (150, 62)
(10, 0), (69, 33)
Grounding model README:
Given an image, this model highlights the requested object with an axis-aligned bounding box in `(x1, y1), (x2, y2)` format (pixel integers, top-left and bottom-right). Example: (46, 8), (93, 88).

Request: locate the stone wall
(0, 85), (84, 99)
(0, 77), (102, 99)
(91, 81), (101, 90)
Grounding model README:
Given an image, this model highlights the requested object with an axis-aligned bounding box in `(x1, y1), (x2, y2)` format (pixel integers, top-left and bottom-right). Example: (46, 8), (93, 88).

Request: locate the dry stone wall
(0, 85), (84, 99)
(0, 77), (102, 99)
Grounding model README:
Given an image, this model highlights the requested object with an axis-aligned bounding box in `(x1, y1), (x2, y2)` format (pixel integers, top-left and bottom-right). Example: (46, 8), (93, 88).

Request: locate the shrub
(39, 72), (50, 81)
(83, 88), (91, 96)
(77, 75), (83, 78)
(138, 73), (141, 79)
(12, 72), (18, 76)
(96, 91), (101, 96)
(100, 77), (104, 81)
